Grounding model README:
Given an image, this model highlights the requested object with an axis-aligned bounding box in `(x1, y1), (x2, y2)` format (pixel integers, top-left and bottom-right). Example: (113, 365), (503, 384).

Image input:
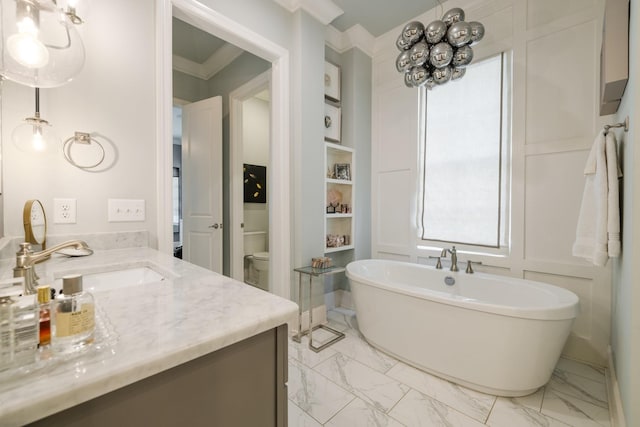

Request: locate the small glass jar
(37, 285), (51, 347)
(0, 283), (38, 371)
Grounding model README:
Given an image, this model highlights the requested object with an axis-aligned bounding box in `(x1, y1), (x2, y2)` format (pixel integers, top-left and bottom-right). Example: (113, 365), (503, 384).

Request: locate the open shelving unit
(325, 142), (355, 253)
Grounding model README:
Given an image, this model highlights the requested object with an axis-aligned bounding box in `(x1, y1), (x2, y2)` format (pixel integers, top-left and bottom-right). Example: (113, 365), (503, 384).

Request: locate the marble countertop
(0, 246), (298, 426)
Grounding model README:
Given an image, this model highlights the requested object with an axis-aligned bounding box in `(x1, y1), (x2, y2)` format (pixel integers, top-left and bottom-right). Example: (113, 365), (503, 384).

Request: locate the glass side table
(292, 266), (346, 352)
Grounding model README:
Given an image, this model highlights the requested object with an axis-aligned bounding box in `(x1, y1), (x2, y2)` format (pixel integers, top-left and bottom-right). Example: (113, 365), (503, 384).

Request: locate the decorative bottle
(37, 285), (51, 347)
(0, 281), (38, 371)
(51, 275), (95, 352)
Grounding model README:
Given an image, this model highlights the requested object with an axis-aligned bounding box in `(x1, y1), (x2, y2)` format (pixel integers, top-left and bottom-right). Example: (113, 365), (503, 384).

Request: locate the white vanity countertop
(0, 247), (298, 426)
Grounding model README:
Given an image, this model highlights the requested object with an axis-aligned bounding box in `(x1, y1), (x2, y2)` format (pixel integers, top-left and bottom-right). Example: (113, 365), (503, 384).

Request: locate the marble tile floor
(288, 308), (610, 427)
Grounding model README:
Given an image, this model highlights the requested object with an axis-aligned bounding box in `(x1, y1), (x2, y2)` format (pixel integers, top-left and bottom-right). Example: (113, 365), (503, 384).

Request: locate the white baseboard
(607, 346), (627, 427)
(289, 304), (327, 335)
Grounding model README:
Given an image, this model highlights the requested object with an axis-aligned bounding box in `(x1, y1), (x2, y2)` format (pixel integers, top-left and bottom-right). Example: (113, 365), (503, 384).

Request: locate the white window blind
(419, 53), (510, 248)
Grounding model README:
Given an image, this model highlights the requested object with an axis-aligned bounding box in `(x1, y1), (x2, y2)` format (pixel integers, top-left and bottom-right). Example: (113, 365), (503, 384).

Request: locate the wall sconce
(0, 0), (85, 88)
(64, 0), (83, 25)
(12, 87), (59, 153)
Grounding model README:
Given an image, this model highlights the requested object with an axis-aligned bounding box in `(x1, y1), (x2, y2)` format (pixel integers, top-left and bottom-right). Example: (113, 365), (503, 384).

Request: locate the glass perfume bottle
(51, 275), (95, 352)
(0, 283), (38, 371)
(37, 285), (51, 347)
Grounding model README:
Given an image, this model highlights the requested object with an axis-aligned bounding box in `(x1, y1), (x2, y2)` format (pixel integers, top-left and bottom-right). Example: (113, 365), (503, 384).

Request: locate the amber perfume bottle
(37, 285), (51, 347)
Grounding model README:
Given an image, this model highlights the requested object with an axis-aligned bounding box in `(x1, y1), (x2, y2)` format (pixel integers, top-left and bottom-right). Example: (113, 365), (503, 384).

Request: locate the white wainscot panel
(525, 150), (589, 264)
(376, 171), (412, 248)
(468, 5), (513, 59)
(378, 252), (411, 262)
(524, 271), (593, 339)
(526, 20), (597, 145)
(523, 270), (608, 365)
(527, 0), (598, 30)
(375, 85), (418, 172)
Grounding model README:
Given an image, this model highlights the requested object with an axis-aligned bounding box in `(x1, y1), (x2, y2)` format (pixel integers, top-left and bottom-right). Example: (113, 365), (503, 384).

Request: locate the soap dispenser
(51, 274), (95, 351)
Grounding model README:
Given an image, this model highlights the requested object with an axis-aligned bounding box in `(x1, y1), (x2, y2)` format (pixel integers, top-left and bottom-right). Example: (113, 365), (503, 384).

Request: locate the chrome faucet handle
(440, 248), (447, 258)
(428, 256), (442, 269)
(465, 260), (482, 274)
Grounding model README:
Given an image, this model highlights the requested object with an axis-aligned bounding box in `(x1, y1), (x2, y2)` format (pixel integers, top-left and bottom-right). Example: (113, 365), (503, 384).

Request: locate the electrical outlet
(108, 199), (145, 222)
(53, 198), (77, 224)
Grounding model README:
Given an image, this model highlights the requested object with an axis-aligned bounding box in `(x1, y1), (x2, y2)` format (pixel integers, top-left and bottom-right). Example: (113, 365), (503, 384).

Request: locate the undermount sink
(53, 264), (175, 293)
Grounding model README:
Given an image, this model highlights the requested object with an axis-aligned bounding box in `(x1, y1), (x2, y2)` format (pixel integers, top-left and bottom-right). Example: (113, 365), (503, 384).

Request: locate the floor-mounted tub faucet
(440, 246), (459, 272)
(13, 240), (92, 294)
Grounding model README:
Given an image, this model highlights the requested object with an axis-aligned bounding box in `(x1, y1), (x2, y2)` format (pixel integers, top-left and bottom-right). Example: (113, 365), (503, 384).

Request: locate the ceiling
(173, 1), (442, 72)
(330, 0), (440, 37)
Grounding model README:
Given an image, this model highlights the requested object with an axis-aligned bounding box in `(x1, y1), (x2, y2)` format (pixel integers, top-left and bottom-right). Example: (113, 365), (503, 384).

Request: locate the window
(418, 52), (511, 249)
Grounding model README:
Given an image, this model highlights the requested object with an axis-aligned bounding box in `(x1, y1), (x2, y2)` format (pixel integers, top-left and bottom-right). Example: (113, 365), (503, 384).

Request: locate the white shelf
(325, 245), (355, 253)
(325, 139), (355, 255)
(326, 213), (353, 219)
(326, 178), (353, 185)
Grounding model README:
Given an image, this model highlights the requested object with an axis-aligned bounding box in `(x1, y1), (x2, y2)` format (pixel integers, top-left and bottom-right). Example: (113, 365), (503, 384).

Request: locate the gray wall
(291, 11), (326, 310)
(611, 0), (639, 423)
(324, 46), (372, 293)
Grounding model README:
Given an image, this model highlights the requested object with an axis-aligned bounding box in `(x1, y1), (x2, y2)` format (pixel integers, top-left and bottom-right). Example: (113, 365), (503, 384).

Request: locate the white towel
(572, 130), (622, 266)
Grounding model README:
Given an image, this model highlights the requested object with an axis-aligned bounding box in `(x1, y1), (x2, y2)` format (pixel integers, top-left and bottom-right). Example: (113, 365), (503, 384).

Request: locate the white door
(182, 96), (223, 273)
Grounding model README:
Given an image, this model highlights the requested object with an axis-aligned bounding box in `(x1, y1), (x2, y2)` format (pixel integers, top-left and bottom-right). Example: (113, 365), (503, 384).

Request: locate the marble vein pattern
(386, 362), (496, 422)
(325, 397), (405, 427)
(289, 358), (356, 424)
(288, 309), (612, 427)
(314, 353), (410, 413)
(0, 246), (298, 426)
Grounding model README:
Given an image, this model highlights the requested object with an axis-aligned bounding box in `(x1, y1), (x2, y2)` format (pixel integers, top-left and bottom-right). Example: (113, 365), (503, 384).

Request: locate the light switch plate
(108, 199), (145, 222)
(53, 198), (77, 224)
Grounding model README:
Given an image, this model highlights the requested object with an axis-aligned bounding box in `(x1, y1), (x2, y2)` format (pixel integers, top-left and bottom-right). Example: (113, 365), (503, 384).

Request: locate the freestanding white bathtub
(346, 259), (579, 397)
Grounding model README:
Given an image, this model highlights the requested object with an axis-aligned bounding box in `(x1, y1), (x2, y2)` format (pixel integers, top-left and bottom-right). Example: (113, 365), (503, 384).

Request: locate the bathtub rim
(346, 259), (579, 321)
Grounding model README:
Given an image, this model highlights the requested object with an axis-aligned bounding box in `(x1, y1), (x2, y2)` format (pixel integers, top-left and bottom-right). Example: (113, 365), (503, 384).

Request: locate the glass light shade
(1, 0), (85, 88)
(12, 118), (59, 153)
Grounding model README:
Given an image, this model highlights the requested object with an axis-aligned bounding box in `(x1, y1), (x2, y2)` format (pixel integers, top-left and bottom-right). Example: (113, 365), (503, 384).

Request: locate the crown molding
(173, 43), (244, 80)
(273, 0), (343, 25)
(325, 24), (374, 57)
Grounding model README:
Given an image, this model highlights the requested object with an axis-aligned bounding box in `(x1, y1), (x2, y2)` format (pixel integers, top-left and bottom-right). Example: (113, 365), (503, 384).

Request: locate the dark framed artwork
(244, 164), (267, 203)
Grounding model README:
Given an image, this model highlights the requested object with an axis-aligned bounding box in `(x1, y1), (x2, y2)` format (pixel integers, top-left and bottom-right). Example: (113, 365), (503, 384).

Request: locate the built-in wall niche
(599, 0), (629, 115)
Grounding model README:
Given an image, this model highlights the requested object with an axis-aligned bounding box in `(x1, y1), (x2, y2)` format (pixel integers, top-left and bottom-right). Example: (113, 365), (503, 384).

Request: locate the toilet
(243, 231), (269, 291)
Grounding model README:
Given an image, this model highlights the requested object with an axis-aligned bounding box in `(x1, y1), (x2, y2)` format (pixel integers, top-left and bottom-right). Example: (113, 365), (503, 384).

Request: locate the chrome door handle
(209, 223), (222, 229)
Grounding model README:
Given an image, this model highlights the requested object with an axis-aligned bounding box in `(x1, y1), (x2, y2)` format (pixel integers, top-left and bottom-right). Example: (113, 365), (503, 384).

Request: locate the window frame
(416, 51), (513, 256)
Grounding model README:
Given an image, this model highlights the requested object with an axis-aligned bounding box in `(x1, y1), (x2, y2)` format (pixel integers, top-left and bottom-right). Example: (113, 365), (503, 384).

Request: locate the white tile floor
(288, 309), (611, 427)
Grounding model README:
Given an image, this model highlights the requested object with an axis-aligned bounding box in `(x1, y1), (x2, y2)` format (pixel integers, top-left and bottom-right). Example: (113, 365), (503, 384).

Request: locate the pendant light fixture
(12, 87), (59, 153)
(0, 0), (85, 88)
(395, 4), (485, 89)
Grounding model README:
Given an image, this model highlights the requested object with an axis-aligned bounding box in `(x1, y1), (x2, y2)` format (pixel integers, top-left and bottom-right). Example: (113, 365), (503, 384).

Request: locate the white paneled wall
(372, 0), (613, 366)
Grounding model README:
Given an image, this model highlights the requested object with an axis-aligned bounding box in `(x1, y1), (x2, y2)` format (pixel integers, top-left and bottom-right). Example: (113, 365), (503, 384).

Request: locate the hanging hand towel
(572, 130), (622, 266)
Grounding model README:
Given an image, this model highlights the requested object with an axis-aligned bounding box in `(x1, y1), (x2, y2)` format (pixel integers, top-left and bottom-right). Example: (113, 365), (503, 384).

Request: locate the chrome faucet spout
(13, 240), (92, 294)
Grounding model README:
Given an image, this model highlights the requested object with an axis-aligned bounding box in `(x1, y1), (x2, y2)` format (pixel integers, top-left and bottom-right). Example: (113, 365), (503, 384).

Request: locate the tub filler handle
(465, 260), (482, 274)
(428, 256), (442, 269)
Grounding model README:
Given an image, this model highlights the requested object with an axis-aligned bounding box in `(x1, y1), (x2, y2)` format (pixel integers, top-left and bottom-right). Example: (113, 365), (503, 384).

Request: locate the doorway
(230, 72), (271, 284)
(159, 0), (291, 299)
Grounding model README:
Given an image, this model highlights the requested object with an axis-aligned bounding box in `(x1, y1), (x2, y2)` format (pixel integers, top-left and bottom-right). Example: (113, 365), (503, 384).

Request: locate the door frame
(156, 0), (291, 299)
(229, 71), (271, 282)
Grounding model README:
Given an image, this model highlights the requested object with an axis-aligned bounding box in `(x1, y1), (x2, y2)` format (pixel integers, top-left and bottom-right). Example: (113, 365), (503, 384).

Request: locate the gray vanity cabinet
(30, 325), (289, 427)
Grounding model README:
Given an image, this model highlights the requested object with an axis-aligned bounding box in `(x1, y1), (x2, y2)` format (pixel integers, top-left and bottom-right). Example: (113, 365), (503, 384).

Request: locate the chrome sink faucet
(13, 240), (91, 294)
(440, 246), (459, 272)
